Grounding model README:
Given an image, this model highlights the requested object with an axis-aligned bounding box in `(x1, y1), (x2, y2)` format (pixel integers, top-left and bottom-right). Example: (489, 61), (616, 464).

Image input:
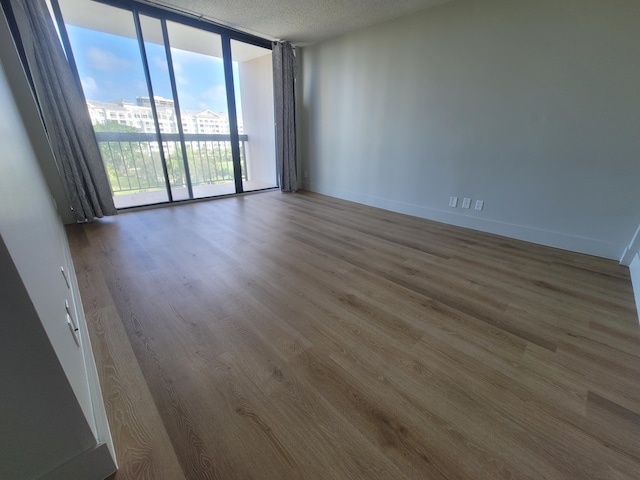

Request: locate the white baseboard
(303, 183), (621, 260)
(66, 247), (116, 462)
(620, 224), (640, 266)
(629, 254), (640, 324)
(38, 443), (116, 480)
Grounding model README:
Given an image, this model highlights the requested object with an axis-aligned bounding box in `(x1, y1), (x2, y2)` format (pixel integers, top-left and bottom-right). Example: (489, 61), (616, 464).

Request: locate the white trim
(629, 254), (640, 324)
(66, 252), (116, 463)
(305, 183), (621, 260)
(38, 443), (116, 480)
(620, 224), (640, 266)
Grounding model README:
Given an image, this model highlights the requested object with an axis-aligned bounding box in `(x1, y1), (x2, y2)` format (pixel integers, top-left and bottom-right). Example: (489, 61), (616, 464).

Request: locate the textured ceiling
(140, 0), (451, 45)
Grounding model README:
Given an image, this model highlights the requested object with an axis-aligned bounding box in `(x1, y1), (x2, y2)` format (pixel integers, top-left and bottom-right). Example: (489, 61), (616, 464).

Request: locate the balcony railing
(95, 132), (248, 195)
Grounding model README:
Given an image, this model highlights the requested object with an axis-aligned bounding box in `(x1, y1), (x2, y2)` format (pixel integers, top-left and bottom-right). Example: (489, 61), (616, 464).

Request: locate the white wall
(239, 52), (277, 186)
(0, 236), (96, 479)
(0, 6), (115, 479)
(622, 223), (640, 322)
(630, 254), (640, 323)
(8, 0), (75, 224)
(299, 0), (640, 260)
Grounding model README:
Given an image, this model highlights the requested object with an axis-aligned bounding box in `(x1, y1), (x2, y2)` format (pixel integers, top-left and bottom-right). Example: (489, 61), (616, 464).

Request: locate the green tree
(93, 121), (166, 194)
(93, 121), (243, 195)
(93, 120), (141, 133)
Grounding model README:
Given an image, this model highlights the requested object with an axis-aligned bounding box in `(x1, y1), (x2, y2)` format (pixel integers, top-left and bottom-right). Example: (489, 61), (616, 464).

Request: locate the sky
(67, 25), (242, 114)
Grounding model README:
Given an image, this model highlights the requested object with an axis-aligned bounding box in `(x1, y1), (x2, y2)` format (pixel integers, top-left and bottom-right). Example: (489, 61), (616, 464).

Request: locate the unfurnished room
(1, 0), (639, 479)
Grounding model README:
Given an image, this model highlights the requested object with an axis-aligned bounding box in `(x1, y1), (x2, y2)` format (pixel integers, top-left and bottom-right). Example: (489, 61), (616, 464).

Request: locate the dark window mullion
(133, 10), (173, 202)
(93, 0), (272, 50)
(221, 34), (243, 194)
(49, 0), (83, 93)
(161, 19), (193, 199)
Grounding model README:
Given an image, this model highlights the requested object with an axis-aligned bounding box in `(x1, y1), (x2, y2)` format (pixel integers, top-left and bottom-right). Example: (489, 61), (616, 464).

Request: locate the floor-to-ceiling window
(56, 0), (277, 209)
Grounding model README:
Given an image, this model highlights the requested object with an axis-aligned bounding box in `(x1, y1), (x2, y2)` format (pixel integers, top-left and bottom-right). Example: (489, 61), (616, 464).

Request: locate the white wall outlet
(304, 171), (309, 178)
(462, 198), (472, 209)
(475, 200), (484, 211)
(449, 196), (458, 207)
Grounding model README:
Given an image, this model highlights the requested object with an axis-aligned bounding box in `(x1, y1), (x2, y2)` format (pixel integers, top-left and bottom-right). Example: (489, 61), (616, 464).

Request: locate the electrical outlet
(304, 171), (309, 178)
(462, 198), (472, 209)
(449, 196), (458, 207)
(475, 200), (484, 211)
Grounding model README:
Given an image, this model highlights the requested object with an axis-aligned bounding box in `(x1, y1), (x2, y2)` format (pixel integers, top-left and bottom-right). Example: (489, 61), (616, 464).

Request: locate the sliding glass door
(62, 4), (172, 207)
(57, 0), (277, 208)
(164, 21), (237, 199)
(231, 40), (277, 193)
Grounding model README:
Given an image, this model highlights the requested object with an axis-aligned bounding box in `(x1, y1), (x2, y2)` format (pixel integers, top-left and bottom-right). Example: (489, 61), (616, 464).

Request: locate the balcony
(96, 132), (274, 208)
(59, 0), (278, 209)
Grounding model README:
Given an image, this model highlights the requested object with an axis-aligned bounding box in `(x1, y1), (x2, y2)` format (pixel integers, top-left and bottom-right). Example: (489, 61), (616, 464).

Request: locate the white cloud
(178, 91), (195, 108)
(86, 47), (132, 72)
(153, 55), (168, 73)
(81, 76), (99, 98)
(201, 85), (226, 106)
(173, 62), (189, 87)
(176, 75), (189, 87)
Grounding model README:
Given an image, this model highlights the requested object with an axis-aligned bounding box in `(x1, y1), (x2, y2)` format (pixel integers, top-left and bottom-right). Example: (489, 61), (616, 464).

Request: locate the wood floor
(66, 191), (640, 480)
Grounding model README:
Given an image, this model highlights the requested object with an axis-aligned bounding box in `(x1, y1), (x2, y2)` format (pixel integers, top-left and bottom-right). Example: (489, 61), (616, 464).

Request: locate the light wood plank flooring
(66, 191), (640, 480)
